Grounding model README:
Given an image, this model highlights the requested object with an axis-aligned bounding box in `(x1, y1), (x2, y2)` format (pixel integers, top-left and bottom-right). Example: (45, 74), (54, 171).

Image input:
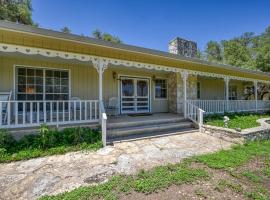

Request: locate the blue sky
(32, 0), (270, 51)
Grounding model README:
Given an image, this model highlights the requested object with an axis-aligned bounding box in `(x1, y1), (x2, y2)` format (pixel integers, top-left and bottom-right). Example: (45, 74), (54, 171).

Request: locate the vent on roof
(168, 37), (197, 58)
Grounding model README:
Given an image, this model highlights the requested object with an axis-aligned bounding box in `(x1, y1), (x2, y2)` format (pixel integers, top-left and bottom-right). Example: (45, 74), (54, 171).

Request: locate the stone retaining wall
(203, 118), (270, 142)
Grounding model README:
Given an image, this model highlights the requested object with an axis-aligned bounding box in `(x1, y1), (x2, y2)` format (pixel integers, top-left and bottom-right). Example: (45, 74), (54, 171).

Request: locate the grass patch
(215, 179), (243, 193)
(242, 171), (263, 183)
(246, 187), (270, 200)
(195, 140), (270, 170)
(0, 125), (102, 163)
(204, 112), (270, 130)
(40, 163), (209, 199)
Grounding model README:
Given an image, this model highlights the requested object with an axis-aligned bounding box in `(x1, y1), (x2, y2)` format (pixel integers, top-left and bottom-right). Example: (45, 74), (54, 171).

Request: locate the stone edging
(202, 118), (270, 141)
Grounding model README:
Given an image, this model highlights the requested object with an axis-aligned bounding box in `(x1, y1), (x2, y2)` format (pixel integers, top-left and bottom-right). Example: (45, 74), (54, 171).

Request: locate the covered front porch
(0, 42), (270, 145)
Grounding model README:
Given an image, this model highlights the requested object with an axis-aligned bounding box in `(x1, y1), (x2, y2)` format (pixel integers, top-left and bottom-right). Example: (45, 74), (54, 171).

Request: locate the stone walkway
(0, 132), (237, 200)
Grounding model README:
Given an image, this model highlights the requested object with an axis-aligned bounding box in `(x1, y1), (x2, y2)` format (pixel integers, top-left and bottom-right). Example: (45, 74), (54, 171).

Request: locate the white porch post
(254, 80), (258, 112)
(93, 59), (108, 120)
(224, 76), (229, 112)
(182, 71), (188, 118)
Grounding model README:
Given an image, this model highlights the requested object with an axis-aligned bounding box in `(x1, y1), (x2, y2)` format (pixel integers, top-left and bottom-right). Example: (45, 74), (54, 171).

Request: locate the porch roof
(0, 20), (269, 82)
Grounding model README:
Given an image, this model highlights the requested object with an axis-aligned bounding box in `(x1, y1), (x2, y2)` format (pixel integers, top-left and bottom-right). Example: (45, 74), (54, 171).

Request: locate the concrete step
(107, 116), (188, 129)
(107, 121), (194, 138)
(107, 127), (198, 143)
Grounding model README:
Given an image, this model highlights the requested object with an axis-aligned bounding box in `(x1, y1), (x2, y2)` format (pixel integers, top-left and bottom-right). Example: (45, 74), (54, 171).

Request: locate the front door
(120, 77), (150, 114)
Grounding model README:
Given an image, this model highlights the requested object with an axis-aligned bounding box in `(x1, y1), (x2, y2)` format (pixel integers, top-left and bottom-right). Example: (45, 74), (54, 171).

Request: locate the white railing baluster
(23, 102), (26, 125)
(90, 101), (92, 120)
(56, 101), (59, 123)
(95, 101), (97, 119)
(37, 102), (40, 124)
(50, 101), (53, 123)
(68, 101), (71, 121)
(44, 102), (47, 123)
(85, 101), (87, 121)
(79, 101), (82, 121)
(73, 101), (76, 121)
(62, 101), (65, 122)
(30, 102), (33, 124)
(15, 101), (18, 125)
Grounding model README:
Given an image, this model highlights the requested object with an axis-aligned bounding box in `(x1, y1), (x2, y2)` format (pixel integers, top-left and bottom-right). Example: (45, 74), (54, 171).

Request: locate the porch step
(107, 128), (198, 143)
(107, 120), (195, 139)
(107, 116), (187, 129)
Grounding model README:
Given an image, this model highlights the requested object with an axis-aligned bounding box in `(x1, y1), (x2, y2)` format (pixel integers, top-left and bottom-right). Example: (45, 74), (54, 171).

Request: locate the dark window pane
(54, 94), (61, 100)
(18, 76), (26, 84)
(61, 71), (68, 78)
(36, 85), (43, 93)
(54, 71), (61, 78)
(36, 69), (43, 77)
(17, 94), (26, 100)
(18, 85), (26, 93)
(61, 86), (69, 93)
(36, 94), (43, 100)
(61, 78), (69, 86)
(46, 94), (53, 100)
(27, 77), (35, 84)
(18, 68), (26, 76)
(62, 94), (69, 100)
(54, 86), (61, 93)
(54, 77), (60, 85)
(46, 86), (53, 93)
(27, 94), (35, 100)
(46, 78), (53, 85)
(46, 70), (53, 77)
(36, 77), (43, 85)
(27, 68), (35, 76)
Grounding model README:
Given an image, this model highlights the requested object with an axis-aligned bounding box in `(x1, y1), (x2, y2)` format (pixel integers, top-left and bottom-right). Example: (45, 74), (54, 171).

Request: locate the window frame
(154, 78), (168, 100)
(14, 65), (71, 101)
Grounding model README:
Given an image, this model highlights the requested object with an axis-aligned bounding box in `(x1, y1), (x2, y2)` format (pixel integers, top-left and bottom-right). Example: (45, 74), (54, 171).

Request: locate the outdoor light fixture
(152, 75), (156, 81)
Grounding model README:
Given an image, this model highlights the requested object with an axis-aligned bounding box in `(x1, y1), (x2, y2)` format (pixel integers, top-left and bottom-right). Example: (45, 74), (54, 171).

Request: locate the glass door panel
(120, 77), (150, 114)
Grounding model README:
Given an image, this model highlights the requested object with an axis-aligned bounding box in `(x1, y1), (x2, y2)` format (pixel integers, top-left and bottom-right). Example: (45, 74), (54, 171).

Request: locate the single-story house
(0, 20), (269, 145)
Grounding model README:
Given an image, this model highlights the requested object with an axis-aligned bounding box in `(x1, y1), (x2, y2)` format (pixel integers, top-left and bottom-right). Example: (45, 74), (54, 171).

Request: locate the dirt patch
(119, 161), (270, 200)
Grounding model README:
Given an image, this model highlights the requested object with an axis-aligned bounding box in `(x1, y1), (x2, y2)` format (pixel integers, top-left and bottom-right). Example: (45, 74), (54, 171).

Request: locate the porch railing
(186, 100), (270, 114)
(186, 101), (205, 132)
(0, 100), (99, 128)
(99, 101), (107, 147)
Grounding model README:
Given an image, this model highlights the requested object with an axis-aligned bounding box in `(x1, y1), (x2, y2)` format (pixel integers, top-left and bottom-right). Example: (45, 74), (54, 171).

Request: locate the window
(197, 82), (201, 99)
(155, 79), (167, 99)
(16, 67), (69, 101)
(229, 85), (237, 100)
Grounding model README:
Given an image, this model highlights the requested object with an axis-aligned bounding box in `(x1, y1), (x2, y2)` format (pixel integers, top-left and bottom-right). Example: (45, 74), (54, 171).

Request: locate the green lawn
(0, 126), (102, 163)
(40, 140), (270, 200)
(204, 113), (270, 130)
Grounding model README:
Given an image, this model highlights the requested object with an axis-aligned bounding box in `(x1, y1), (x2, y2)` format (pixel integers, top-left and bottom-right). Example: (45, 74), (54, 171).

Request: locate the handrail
(185, 101), (205, 132)
(99, 101), (107, 147)
(186, 100), (270, 114)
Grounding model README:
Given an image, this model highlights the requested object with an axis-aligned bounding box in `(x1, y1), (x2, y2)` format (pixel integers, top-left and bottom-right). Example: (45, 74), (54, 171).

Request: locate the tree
(0, 0), (33, 25)
(61, 26), (71, 34)
(92, 29), (122, 43)
(92, 29), (102, 40)
(255, 44), (270, 71)
(223, 39), (254, 69)
(205, 41), (223, 62)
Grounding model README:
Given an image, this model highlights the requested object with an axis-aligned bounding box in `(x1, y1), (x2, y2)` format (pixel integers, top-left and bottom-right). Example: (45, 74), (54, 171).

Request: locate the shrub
(0, 129), (17, 151)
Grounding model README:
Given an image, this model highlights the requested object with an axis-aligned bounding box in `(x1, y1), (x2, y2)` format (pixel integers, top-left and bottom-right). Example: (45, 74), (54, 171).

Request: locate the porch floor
(107, 113), (183, 124)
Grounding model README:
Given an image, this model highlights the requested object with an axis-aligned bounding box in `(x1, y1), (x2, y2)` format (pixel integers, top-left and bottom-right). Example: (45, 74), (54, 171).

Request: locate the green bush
(0, 126), (102, 163)
(0, 129), (17, 151)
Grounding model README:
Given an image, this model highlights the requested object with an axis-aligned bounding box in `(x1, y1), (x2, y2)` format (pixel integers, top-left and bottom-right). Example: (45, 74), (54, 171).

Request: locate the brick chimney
(169, 37), (197, 58)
